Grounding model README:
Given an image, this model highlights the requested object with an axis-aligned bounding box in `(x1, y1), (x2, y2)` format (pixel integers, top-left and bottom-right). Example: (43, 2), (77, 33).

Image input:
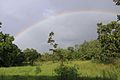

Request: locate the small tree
(23, 48), (39, 65)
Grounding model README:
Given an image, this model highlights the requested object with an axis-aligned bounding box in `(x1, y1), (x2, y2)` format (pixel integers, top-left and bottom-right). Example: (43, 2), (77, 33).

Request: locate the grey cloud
(14, 12), (117, 52)
(0, 0), (119, 36)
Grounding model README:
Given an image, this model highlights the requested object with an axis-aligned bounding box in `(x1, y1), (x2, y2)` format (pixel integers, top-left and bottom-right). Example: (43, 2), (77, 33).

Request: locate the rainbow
(15, 9), (118, 38)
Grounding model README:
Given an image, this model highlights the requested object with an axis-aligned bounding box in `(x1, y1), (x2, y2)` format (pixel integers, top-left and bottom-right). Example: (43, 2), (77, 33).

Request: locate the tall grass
(0, 61), (120, 80)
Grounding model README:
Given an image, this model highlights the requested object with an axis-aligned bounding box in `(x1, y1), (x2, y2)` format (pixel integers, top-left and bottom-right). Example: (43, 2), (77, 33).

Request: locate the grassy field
(0, 61), (120, 80)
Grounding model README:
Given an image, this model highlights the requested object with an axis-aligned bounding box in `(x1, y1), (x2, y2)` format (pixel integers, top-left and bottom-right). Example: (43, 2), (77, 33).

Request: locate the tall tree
(97, 21), (120, 63)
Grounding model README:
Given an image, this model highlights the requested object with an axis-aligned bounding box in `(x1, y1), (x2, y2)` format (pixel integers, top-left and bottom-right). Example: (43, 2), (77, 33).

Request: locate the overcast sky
(0, 0), (119, 52)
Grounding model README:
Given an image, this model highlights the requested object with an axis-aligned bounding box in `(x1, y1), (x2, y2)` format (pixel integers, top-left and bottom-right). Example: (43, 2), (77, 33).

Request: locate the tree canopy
(97, 21), (120, 63)
(23, 48), (39, 65)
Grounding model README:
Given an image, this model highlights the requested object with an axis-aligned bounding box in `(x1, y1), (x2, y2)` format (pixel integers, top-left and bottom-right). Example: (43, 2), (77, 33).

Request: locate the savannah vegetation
(0, 0), (120, 80)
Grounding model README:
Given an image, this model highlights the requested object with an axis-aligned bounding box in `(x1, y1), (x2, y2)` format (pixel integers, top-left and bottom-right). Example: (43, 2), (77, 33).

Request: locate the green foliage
(53, 48), (68, 62)
(0, 32), (22, 67)
(49, 47), (75, 61)
(101, 70), (118, 80)
(113, 59), (120, 68)
(97, 21), (120, 63)
(67, 47), (75, 60)
(73, 40), (101, 61)
(45, 39), (101, 62)
(13, 52), (26, 66)
(23, 48), (39, 65)
(41, 52), (53, 61)
(54, 64), (79, 80)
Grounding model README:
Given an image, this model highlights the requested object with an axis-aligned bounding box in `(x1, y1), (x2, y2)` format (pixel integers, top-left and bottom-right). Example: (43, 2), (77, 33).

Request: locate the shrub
(54, 65), (79, 80)
(35, 66), (41, 74)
